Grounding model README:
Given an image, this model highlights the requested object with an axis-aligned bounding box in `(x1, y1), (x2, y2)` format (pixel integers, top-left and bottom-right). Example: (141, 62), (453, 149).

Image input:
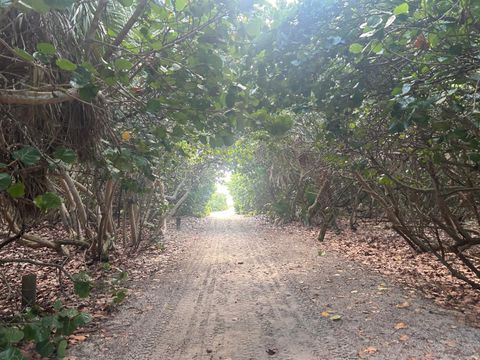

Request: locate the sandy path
(72, 215), (480, 360)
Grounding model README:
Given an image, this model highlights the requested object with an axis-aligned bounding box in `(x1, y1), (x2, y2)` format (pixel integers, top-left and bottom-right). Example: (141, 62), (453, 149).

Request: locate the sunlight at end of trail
(210, 207), (236, 218)
(210, 171), (236, 218)
(216, 171), (234, 208)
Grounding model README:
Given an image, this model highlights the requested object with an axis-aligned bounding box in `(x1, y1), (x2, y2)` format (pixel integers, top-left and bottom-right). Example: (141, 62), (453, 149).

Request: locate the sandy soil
(71, 215), (480, 360)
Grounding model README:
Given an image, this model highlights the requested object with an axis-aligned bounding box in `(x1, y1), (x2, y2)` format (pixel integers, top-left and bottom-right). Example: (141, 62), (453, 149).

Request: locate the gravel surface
(71, 214), (480, 360)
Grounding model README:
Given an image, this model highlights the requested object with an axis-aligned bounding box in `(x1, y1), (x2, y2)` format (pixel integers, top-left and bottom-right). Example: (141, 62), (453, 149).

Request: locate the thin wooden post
(21, 274), (37, 308)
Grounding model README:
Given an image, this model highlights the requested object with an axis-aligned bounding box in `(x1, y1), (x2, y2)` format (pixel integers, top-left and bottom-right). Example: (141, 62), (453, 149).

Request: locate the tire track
(72, 215), (480, 360)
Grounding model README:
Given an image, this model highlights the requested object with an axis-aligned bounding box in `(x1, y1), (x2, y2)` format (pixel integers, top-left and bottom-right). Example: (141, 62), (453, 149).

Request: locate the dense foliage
(0, 0), (262, 256)
(228, 0), (480, 288)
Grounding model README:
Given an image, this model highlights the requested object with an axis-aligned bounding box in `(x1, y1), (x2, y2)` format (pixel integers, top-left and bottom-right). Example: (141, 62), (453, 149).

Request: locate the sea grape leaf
(13, 147), (41, 166)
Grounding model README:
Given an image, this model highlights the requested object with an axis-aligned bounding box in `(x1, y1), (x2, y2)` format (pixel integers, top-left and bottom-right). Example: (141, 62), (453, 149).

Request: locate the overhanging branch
(0, 88), (80, 105)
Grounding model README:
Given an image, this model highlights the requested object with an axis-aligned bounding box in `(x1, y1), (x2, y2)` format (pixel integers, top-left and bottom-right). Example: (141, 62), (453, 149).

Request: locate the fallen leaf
(359, 346), (378, 358)
(70, 335), (87, 342)
(321, 311), (330, 317)
(394, 322), (408, 330)
(330, 314), (342, 321)
(121, 131), (131, 141)
(399, 334), (409, 342)
(444, 340), (456, 348)
(396, 301), (411, 309)
(266, 348), (277, 355)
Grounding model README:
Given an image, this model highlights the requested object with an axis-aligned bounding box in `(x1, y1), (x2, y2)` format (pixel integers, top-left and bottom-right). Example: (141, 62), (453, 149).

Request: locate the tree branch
(0, 227), (25, 250)
(0, 88), (79, 105)
(103, 0), (148, 61)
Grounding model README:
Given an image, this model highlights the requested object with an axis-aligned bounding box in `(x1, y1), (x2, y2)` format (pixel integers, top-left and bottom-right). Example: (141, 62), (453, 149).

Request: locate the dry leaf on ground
(396, 301), (411, 309)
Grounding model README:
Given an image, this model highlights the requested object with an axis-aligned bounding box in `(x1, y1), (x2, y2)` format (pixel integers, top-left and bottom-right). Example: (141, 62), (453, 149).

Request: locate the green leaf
(14, 48), (34, 62)
(222, 135), (235, 147)
(34, 192), (62, 210)
(79, 84), (98, 102)
(59, 308), (78, 319)
(175, 0), (188, 12)
(13, 147), (41, 166)
(0, 174), (12, 191)
(468, 72), (480, 82)
(0, 347), (25, 360)
(245, 17), (263, 38)
(57, 339), (68, 358)
(23, 324), (49, 343)
(172, 125), (184, 137)
(210, 136), (224, 148)
(114, 58), (133, 71)
(393, 3), (409, 15)
(74, 312), (92, 327)
(146, 99), (162, 113)
(371, 41), (383, 54)
(53, 147), (76, 163)
(53, 299), (63, 311)
(59, 318), (76, 336)
(7, 183), (25, 198)
(36, 341), (54, 358)
(36, 42), (56, 56)
(56, 58), (77, 71)
(349, 43), (363, 54)
(428, 33), (439, 48)
(431, 121), (450, 131)
(378, 174), (394, 186)
(2, 328), (24, 344)
(72, 271), (93, 298)
(468, 153), (480, 163)
(72, 66), (92, 87)
(391, 87), (402, 96)
(113, 289), (127, 304)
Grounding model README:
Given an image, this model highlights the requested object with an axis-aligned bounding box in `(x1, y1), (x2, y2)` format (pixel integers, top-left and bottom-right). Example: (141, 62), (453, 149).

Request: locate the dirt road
(72, 215), (480, 360)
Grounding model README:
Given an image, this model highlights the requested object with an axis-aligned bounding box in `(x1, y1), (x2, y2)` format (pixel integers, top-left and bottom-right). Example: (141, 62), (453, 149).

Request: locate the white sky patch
(266, 0), (297, 7)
